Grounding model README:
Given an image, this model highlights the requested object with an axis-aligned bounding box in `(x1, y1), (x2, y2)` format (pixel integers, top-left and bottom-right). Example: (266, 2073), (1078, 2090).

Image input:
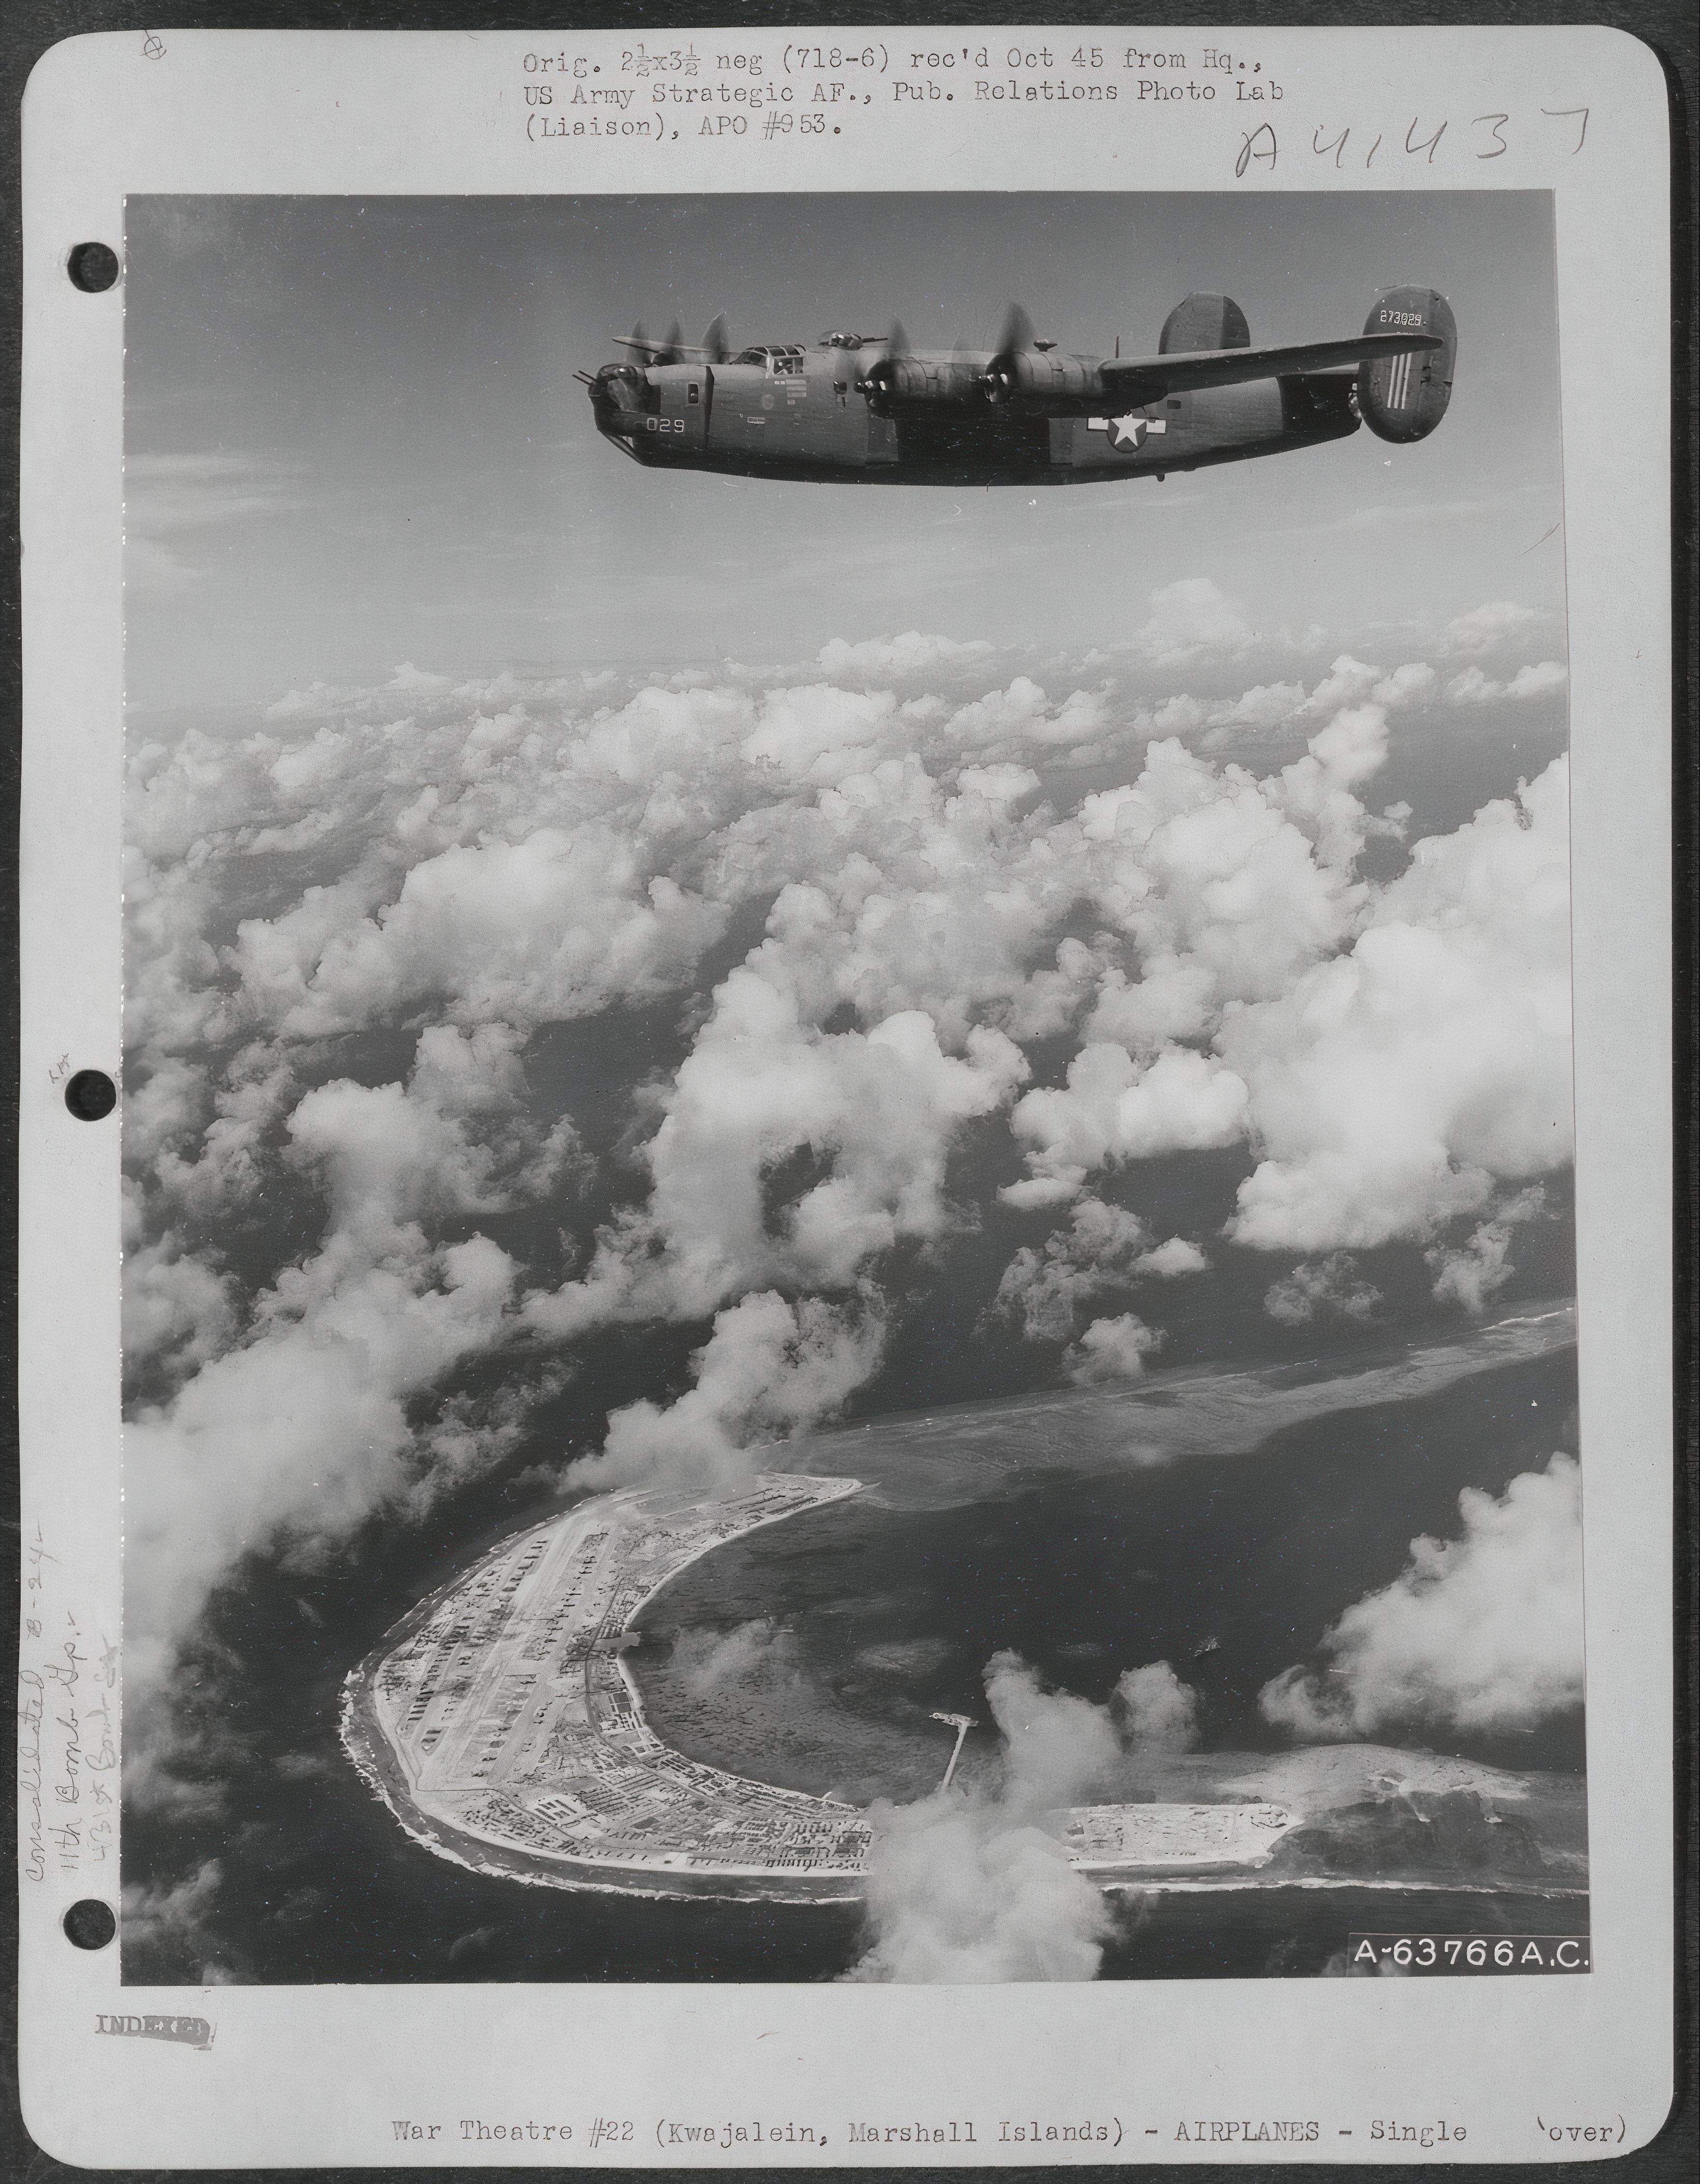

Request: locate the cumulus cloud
(126, 1226), (521, 1711)
(1010, 1044), (1250, 1198)
(234, 826), (728, 1040)
(1428, 1223), (1513, 1313)
(1205, 679), (1308, 732)
(987, 1651), (1126, 1807)
(528, 975), (1029, 1341)
(1444, 666), (1496, 705)
(990, 1198), (1152, 1342)
(672, 1617), (800, 1698)
(815, 631), (993, 682)
(646, 990), (1027, 1299)
(1129, 578), (1254, 668)
(1427, 1187), (1549, 1313)
(1259, 1456), (1583, 1738)
(1283, 653), (1430, 723)
(1446, 661), (1568, 705)
(941, 677), (1107, 760)
(288, 1069), (551, 1234)
(257, 1025), (579, 1272)
(847, 1652), (1121, 1983)
(848, 1651), (1206, 1981)
(1223, 759), (1572, 1251)
(1294, 654), (1375, 716)
(123, 1231), (237, 1385)
(1064, 1313), (1164, 1385)
(1444, 600), (1542, 656)
(991, 716), (1569, 1244)
(1368, 661), (1438, 708)
(1264, 1254), (1382, 1326)
(1070, 721), (1382, 1024)
(1114, 1661), (1201, 1752)
(120, 624), (1575, 1809)
(1136, 1235), (1208, 1278)
(120, 1858), (242, 1983)
(847, 1797), (1112, 1983)
(119, 1015), (598, 1731)
(146, 1051), (300, 1225)
(574, 1289), (884, 1498)
(1508, 661), (1569, 698)
(740, 683), (905, 784)
(127, 655), (1134, 1755)
(1180, 656), (1433, 758)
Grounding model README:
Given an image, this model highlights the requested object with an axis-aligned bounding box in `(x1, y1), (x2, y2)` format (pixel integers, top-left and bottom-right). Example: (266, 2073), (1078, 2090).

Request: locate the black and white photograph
(111, 185), (1594, 1990)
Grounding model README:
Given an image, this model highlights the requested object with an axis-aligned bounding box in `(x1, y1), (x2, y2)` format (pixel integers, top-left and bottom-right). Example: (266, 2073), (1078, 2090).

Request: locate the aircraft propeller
(851, 318), (914, 401)
(701, 313), (732, 365)
(655, 319), (685, 366)
(982, 302), (1036, 403)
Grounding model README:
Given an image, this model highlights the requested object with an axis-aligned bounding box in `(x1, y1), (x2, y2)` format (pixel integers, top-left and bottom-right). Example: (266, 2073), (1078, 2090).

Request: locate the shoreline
(340, 1319), (1585, 1909)
(342, 1476), (877, 1903)
(341, 1475), (1306, 1901)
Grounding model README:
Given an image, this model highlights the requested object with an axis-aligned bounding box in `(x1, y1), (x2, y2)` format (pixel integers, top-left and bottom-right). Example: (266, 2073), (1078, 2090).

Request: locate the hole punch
(64, 1069), (117, 1120)
(63, 1899), (116, 1950)
(67, 242), (120, 293)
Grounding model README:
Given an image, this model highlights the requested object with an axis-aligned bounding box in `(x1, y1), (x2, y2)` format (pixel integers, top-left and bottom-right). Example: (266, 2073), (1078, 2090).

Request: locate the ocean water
(636, 1340), (1585, 1798)
(124, 1333), (1585, 1986)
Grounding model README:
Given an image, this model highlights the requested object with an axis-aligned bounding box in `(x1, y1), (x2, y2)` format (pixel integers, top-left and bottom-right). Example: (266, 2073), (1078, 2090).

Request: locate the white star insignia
(1086, 413), (1163, 449)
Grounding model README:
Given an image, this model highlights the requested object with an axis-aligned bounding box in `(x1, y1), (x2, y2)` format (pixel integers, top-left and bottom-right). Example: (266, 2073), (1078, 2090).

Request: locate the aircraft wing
(1098, 331), (1441, 401)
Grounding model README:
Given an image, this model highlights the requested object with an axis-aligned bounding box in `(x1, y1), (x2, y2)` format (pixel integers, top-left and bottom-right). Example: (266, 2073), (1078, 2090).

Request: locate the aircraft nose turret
(585, 360), (653, 438)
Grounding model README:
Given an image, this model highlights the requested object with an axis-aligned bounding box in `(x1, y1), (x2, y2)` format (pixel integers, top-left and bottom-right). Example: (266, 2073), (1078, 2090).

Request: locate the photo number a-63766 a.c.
(1348, 1934), (1590, 1974)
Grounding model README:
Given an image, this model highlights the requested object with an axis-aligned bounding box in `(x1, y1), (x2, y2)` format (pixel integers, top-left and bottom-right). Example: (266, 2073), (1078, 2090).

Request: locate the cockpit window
(734, 344), (806, 375)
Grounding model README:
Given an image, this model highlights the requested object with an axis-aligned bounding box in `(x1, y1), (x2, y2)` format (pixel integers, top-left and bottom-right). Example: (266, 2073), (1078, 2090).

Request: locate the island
(342, 1473), (1299, 1902)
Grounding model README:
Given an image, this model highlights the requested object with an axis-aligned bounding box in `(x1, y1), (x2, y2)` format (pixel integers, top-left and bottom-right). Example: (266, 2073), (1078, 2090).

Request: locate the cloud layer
(122, 598), (1573, 1786)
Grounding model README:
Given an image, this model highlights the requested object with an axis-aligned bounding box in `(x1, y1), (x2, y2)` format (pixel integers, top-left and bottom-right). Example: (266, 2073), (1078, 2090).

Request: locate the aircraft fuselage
(591, 342), (1359, 487)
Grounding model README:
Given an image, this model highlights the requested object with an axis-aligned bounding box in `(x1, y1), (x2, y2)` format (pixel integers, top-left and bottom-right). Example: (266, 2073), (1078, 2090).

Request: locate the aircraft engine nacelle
(1357, 288), (1456, 443)
(859, 354), (982, 411)
(989, 351), (1105, 407)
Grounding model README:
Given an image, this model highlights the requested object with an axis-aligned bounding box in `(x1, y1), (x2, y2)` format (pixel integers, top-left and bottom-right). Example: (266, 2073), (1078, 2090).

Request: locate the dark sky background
(123, 191), (1564, 707)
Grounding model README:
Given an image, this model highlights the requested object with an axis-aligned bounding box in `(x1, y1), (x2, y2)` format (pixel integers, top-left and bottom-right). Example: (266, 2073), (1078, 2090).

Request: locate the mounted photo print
(18, 22), (1675, 2169)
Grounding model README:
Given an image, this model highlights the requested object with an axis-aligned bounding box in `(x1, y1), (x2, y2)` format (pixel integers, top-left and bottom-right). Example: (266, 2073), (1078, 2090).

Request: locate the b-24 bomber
(582, 288), (1457, 489)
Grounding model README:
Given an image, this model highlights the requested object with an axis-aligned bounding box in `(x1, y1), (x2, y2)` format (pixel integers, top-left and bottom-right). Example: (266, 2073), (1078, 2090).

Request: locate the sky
(123, 191), (1564, 710)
